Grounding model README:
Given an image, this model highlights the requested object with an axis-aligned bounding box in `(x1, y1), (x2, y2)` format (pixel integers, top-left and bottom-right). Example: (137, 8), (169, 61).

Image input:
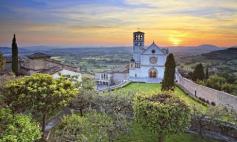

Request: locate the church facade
(129, 31), (168, 83)
(95, 31), (168, 88)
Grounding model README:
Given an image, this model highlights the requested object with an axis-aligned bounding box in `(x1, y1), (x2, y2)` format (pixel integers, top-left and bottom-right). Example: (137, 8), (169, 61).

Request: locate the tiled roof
(27, 52), (51, 59)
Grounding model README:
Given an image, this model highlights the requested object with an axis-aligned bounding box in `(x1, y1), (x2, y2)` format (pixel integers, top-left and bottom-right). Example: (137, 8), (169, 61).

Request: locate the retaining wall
(176, 73), (237, 111)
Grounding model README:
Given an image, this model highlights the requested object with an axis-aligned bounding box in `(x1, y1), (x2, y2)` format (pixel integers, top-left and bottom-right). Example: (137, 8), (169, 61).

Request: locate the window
(152, 49), (155, 54)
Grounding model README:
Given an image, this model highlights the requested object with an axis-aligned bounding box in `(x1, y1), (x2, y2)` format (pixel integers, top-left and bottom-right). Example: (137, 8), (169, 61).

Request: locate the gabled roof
(142, 42), (168, 55)
(27, 52), (51, 59)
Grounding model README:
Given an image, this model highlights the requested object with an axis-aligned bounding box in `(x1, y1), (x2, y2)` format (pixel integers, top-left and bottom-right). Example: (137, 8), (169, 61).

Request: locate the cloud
(0, 0), (237, 46)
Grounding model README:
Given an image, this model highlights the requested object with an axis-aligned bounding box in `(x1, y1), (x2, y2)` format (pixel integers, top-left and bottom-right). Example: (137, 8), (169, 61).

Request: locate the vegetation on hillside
(179, 48), (237, 95)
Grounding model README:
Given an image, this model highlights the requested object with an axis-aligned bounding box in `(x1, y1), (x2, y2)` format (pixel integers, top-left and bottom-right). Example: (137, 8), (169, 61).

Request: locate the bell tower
(133, 31), (144, 51)
(133, 31), (144, 64)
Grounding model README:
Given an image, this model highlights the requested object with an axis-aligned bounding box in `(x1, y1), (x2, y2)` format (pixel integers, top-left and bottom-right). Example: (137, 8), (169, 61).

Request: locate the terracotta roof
(27, 52), (51, 59)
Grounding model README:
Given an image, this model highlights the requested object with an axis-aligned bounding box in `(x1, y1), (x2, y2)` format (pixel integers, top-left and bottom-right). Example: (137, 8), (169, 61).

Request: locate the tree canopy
(0, 108), (41, 142)
(3, 73), (78, 134)
(162, 53), (176, 91)
(51, 112), (114, 142)
(192, 63), (205, 81)
(133, 93), (191, 142)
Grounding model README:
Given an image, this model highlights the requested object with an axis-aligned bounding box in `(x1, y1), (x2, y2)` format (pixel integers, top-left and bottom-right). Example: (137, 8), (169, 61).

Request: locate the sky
(0, 0), (237, 47)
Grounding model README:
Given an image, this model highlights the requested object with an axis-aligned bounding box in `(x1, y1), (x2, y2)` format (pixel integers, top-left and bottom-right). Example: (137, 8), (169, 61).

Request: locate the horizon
(1, 43), (233, 49)
(0, 0), (237, 47)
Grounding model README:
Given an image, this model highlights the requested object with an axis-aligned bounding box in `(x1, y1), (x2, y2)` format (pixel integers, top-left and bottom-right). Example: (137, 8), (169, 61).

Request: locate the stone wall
(176, 73), (237, 111)
(190, 117), (237, 141)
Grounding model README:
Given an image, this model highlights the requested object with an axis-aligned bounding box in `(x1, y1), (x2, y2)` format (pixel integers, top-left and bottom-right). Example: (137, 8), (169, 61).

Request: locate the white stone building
(95, 31), (168, 87)
(129, 31), (168, 83)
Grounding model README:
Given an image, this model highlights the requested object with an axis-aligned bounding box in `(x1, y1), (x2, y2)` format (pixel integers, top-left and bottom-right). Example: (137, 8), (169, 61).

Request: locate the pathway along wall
(176, 73), (237, 111)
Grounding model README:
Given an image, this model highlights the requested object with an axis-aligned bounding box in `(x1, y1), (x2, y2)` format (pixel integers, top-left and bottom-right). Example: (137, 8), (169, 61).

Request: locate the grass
(114, 83), (207, 112)
(116, 122), (219, 142)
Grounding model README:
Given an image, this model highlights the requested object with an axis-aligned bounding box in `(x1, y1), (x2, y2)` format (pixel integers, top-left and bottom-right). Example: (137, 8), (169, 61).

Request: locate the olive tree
(3, 73), (78, 135)
(51, 112), (114, 142)
(0, 108), (41, 142)
(70, 77), (96, 116)
(133, 93), (191, 142)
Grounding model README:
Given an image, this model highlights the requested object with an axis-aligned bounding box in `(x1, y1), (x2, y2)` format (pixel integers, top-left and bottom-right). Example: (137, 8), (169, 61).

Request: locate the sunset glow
(0, 0), (237, 47)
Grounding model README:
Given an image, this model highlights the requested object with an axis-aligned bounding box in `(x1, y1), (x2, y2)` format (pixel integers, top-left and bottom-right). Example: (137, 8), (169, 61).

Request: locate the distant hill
(0, 44), (222, 57)
(179, 47), (237, 75)
(0, 47), (32, 56)
(168, 44), (221, 57)
(202, 47), (237, 60)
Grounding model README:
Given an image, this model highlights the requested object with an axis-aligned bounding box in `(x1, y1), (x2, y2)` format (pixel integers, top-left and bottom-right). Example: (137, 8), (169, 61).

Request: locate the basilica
(95, 31), (168, 87)
(129, 31), (168, 83)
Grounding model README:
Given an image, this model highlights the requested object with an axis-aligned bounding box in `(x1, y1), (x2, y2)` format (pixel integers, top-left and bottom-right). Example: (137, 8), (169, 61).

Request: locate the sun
(169, 36), (182, 46)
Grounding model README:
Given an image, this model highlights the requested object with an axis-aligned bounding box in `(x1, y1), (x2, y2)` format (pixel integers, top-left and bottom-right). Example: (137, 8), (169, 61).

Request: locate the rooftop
(27, 52), (51, 59)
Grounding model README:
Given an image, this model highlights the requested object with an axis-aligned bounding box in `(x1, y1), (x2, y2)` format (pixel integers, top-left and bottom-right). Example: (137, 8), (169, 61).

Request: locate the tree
(133, 93), (191, 142)
(3, 73), (78, 136)
(0, 108), (41, 142)
(162, 53), (176, 91)
(0, 52), (5, 71)
(51, 112), (114, 142)
(206, 75), (226, 90)
(70, 77), (96, 116)
(192, 63), (205, 81)
(205, 66), (209, 79)
(11, 34), (18, 75)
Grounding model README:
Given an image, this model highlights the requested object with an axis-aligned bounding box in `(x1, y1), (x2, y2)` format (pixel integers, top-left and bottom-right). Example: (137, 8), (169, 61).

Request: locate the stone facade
(129, 31), (168, 83)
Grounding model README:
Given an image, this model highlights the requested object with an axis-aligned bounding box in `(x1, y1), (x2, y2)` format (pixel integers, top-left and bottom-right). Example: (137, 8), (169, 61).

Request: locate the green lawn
(115, 83), (207, 112)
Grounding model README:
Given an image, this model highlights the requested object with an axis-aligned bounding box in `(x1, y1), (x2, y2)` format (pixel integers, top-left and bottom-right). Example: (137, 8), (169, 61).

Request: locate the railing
(97, 80), (130, 92)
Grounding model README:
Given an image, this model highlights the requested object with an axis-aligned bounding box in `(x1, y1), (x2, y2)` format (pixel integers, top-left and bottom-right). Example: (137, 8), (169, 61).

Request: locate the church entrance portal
(149, 69), (157, 78)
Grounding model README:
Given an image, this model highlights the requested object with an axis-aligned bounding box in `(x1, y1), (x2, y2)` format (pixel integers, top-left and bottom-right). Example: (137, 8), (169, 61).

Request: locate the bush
(51, 112), (114, 142)
(0, 108), (41, 142)
(206, 75), (226, 90)
(133, 93), (191, 142)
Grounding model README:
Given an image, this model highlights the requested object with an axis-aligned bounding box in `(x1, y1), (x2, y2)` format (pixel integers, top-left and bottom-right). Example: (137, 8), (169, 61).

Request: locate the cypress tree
(205, 66), (209, 79)
(0, 52), (5, 71)
(162, 53), (176, 91)
(12, 34), (18, 75)
(192, 63), (205, 81)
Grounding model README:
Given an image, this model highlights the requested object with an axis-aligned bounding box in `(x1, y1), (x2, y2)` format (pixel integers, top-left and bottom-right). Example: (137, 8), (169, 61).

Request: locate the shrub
(0, 108), (41, 142)
(51, 112), (114, 142)
(133, 93), (191, 142)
